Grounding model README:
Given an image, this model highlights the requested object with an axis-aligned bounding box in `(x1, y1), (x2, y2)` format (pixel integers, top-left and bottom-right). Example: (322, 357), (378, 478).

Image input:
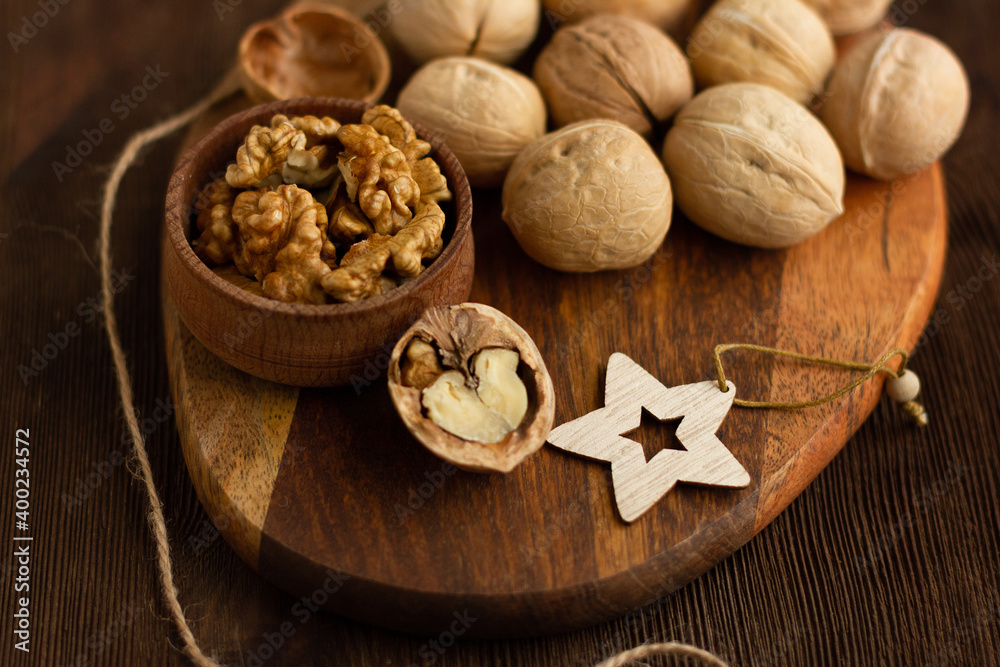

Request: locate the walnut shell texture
(238, 4), (391, 104)
(397, 57), (547, 189)
(533, 14), (693, 136)
(389, 0), (541, 65)
(542, 0), (700, 36)
(663, 83), (845, 249)
(799, 0), (893, 35)
(388, 303), (555, 473)
(687, 0), (834, 104)
(819, 28), (970, 181)
(503, 120), (673, 272)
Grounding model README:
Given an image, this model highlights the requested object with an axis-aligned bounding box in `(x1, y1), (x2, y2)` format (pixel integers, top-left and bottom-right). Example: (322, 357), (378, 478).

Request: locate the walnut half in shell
(388, 303), (555, 474)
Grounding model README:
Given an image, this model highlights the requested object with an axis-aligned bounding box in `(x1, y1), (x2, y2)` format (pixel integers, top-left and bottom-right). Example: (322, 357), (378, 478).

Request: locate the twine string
(96, 65), (883, 666)
(595, 642), (729, 667)
(713, 343), (927, 425)
(99, 72), (240, 667)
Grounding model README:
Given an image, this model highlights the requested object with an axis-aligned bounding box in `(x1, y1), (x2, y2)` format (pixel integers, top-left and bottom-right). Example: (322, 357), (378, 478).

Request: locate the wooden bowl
(238, 4), (391, 104)
(163, 98), (475, 387)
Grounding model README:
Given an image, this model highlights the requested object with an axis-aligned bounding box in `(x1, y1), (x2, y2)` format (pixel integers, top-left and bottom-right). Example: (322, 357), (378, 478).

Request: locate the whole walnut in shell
(533, 14), (693, 137)
(799, 0), (892, 35)
(663, 83), (845, 249)
(397, 57), (547, 189)
(687, 0), (834, 105)
(503, 120), (673, 272)
(388, 0), (540, 66)
(542, 0), (699, 35)
(819, 28), (970, 181)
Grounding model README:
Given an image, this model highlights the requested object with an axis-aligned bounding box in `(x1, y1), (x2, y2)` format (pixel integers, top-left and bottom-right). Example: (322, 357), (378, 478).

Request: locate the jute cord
(99, 75), (239, 667)
(595, 642), (729, 667)
(92, 75), (818, 667)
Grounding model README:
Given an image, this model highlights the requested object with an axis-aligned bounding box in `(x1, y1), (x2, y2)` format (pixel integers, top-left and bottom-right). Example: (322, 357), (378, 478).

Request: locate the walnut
(397, 57), (547, 188)
(325, 177), (375, 243)
(193, 177), (239, 265)
(362, 105), (452, 203)
(399, 338), (445, 390)
(385, 201), (446, 278)
(337, 123), (420, 235)
(271, 114), (341, 146)
(230, 185), (336, 305)
(283, 144), (340, 188)
(237, 3), (390, 104)
(262, 195), (337, 305)
(542, 0), (700, 36)
(799, 0), (892, 35)
(687, 0), (835, 105)
(226, 122), (307, 189)
(663, 83), (845, 248)
(533, 15), (693, 137)
(320, 233), (397, 302)
(266, 114), (343, 188)
(388, 0), (540, 66)
(387, 303), (556, 473)
(819, 28), (970, 181)
(502, 120), (673, 272)
(320, 201), (446, 301)
(361, 106), (428, 162)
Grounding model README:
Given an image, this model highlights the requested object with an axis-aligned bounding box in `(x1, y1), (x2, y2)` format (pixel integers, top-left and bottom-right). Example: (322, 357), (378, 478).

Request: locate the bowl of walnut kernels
(163, 99), (475, 387)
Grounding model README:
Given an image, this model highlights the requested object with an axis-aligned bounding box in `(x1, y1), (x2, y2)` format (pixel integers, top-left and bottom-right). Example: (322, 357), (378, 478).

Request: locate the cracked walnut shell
(238, 3), (390, 104)
(388, 303), (555, 473)
(663, 83), (845, 248)
(533, 14), (693, 137)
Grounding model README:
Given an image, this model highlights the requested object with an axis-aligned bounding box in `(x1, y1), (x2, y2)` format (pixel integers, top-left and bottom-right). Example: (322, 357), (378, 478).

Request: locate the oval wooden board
(163, 145), (947, 636)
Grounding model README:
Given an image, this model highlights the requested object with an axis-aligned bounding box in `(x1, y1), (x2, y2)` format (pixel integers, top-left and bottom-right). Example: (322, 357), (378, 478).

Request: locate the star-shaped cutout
(547, 353), (751, 522)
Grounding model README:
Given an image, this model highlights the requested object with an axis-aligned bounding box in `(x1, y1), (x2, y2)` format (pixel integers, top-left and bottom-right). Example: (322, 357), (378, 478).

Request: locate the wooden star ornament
(547, 353), (751, 522)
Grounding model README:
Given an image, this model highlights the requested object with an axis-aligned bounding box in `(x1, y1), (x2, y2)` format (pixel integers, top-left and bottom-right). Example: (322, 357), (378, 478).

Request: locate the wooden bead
(887, 370), (921, 404)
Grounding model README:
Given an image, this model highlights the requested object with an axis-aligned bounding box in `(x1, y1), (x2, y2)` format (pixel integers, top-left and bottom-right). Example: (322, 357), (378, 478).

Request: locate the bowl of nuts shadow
(163, 98), (475, 387)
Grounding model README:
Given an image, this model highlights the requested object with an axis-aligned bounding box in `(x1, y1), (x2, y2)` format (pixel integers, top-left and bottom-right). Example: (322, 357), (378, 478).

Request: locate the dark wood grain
(2, 0), (999, 665)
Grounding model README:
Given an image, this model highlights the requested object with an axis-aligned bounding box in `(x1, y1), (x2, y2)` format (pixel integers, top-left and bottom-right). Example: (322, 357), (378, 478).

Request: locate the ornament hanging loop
(712, 343), (928, 427)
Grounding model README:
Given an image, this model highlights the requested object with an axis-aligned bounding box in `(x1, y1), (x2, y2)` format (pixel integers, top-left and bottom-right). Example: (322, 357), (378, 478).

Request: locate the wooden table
(1, 0), (998, 664)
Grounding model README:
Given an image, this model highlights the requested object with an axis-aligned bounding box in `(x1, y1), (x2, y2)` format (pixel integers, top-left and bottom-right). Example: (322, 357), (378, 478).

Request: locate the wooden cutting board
(162, 134), (946, 637)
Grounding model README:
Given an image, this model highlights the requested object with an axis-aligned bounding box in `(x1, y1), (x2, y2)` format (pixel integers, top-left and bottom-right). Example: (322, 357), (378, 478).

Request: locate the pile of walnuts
(378, 0), (969, 260)
(192, 105), (452, 304)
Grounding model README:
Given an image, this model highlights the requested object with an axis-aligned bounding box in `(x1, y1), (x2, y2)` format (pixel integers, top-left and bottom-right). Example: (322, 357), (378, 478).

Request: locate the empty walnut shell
(388, 303), (555, 473)
(238, 3), (391, 104)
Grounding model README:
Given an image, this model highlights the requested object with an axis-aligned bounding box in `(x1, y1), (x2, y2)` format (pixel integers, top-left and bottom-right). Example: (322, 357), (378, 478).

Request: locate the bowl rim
(164, 97), (474, 320)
